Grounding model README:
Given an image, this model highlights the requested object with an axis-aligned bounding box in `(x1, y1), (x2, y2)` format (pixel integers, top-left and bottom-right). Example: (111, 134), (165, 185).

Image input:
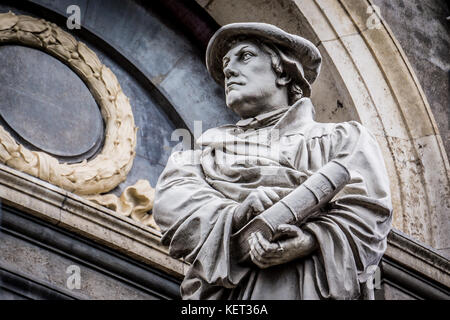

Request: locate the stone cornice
(0, 164), (187, 279)
(385, 228), (450, 289)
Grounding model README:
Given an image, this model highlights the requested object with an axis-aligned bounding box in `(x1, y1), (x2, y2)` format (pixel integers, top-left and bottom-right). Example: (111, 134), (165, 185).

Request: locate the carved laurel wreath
(0, 12), (137, 195)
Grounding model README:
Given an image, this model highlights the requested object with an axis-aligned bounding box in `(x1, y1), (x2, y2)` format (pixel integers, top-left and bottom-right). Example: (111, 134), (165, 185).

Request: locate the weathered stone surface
(373, 0), (450, 161)
(311, 55), (359, 124)
(414, 135), (450, 255)
(382, 283), (416, 300)
(0, 163), (188, 279)
(0, 45), (103, 160)
(0, 204), (182, 299)
(386, 230), (450, 289)
(0, 232), (154, 299)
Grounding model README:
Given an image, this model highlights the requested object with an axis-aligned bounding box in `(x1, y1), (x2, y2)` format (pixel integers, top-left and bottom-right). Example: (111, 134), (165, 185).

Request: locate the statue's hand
(232, 187), (280, 231)
(248, 224), (317, 269)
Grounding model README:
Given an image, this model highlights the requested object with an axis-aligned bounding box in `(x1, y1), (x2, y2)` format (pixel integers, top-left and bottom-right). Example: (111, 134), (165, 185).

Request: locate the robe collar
(271, 97), (316, 138)
(234, 98), (315, 135)
(196, 98), (316, 147)
(235, 106), (290, 130)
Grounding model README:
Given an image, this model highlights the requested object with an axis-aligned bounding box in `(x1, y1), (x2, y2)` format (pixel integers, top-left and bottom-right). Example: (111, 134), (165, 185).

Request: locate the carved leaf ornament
(0, 12), (138, 196)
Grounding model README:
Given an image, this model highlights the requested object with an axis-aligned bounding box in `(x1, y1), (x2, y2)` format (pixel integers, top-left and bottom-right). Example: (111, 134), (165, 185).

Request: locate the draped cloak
(153, 98), (393, 300)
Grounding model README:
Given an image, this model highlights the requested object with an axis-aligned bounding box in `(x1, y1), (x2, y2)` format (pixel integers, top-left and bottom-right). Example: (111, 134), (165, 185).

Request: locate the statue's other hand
(248, 225), (317, 269)
(232, 186), (280, 231)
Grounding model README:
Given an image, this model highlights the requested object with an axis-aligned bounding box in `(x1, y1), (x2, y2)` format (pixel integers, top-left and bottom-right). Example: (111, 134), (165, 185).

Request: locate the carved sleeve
(301, 121), (393, 299)
(153, 149), (250, 299)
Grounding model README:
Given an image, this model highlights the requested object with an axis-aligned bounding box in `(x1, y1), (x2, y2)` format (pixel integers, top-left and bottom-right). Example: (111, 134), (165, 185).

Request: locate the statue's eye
(241, 52), (254, 61)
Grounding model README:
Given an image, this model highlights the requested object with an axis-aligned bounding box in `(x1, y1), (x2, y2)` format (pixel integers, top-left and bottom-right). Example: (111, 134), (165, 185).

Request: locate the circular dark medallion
(0, 45), (103, 162)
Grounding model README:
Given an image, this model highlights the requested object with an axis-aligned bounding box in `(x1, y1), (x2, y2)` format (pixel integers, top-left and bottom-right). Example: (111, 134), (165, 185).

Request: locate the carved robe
(153, 98), (392, 300)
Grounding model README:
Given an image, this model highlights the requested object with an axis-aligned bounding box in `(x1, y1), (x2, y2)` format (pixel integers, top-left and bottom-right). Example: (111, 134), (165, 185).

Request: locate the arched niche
(196, 0), (449, 256)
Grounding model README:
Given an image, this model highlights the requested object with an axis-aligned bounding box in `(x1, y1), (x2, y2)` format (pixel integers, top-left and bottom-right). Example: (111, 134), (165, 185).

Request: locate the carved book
(231, 160), (351, 263)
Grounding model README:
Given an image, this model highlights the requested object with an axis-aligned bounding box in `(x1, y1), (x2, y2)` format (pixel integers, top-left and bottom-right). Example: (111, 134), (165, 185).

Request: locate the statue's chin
(227, 102), (248, 119)
(226, 93), (251, 117)
(226, 91), (268, 119)
(226, 94), (243, 114)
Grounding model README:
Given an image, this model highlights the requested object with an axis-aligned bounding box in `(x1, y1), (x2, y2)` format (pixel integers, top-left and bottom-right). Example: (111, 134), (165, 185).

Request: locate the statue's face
(222, 40), (284, 119)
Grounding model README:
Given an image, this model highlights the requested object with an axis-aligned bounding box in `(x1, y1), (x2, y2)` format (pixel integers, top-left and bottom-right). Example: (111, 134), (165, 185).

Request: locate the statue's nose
(224, 65), (239, 79)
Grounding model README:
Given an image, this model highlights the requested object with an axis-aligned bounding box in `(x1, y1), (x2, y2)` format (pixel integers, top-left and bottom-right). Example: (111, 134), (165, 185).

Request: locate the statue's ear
(276, 72), (291, 86)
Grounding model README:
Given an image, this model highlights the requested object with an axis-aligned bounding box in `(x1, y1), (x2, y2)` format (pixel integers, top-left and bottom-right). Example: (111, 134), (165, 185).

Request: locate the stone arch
(197, 0), (449, 254)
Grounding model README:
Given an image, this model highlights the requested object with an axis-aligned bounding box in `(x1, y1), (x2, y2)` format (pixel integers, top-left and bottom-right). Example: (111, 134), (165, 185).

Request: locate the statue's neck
(236, 98), (315, 131)
(236, 106), (289, 129)
(292, 98), (315, 123)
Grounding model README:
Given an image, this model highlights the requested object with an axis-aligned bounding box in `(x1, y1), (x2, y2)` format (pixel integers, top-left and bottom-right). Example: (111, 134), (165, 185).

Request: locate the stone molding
(385, 230), (450, 289)
(0, 204), (181, 299)
(0, 164), (187, 279)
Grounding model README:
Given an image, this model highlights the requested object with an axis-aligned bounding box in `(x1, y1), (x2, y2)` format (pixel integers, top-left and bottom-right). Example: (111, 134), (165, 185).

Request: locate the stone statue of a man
(153, 23), (393, 300)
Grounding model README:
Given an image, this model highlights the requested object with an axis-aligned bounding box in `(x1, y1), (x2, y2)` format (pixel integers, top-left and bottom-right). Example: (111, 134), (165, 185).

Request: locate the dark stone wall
(373, 0), (450, 160)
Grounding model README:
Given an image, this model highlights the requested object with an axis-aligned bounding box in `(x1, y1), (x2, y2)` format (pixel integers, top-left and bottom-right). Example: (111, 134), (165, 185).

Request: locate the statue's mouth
(226, 81), (244, 92)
